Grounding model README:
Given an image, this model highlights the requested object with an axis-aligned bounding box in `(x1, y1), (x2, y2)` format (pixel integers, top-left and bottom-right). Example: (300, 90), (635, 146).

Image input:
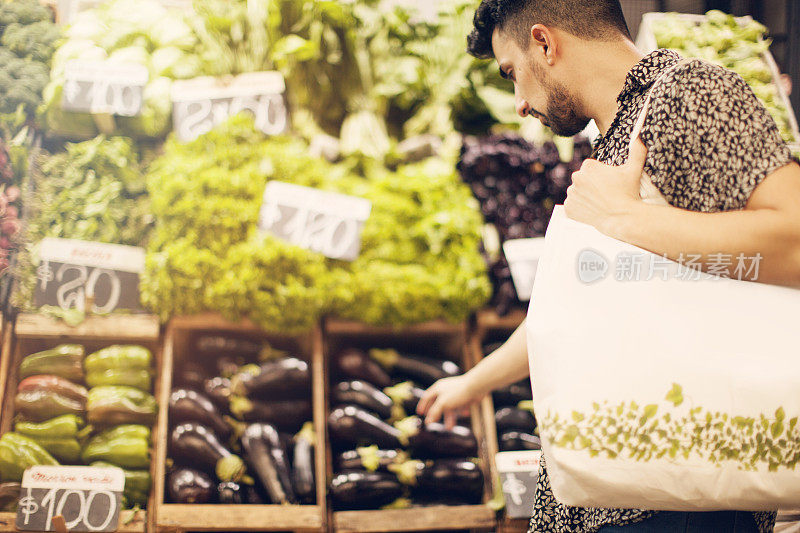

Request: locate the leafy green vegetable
(13, 135), (152, 309)
(653, 10), (797, 143)
(141, 114), (489, 330)
(41, 0), (200, 139)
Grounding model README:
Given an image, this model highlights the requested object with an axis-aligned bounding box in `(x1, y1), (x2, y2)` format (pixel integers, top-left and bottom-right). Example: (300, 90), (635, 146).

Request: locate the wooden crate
(323, 318), (496, 532)
(469, 310), (529, 528)
(0, 313), (162, 532)
(151, 313), (326, 533)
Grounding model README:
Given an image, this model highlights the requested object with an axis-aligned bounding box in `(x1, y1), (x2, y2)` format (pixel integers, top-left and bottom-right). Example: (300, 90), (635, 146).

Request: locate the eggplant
(482, 342), (504, 356)
(394, 416), (477, 458)
(203, 377), (232, 412)
(245, 484), (268, 504)
(328, 405), (404, 450)
(175, 362), (207, 391)
(217, 481), (244, 504)
(383, 381), (425, 418)
(333, 381), (394, 420)
(216, 355), (245, 379)
(333, 348), (391, 388)
(499, 431), (542, 452)
(369, 349), (461, 387)
(229, 397), (311, 431)
(230, 358), (310, 400)
(492, 380), (532, 407)
(329, 471), (403, 510)
(169, 388), (232, 441)
(391, 458), (483, 504)
(292, 422), (315, 504)
(495, 407), (536, 434)
(167, 468), (215, 504)
(169, 423), (245, 482)
(241, 423), (297, 504)
(337, 446), (408, 472)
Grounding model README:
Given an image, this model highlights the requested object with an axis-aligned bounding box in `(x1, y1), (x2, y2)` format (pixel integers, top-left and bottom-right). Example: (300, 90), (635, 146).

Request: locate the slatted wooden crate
(0, 312), (162, 532)
(323, 318), (496, 533)
(150, 313), (326, 533)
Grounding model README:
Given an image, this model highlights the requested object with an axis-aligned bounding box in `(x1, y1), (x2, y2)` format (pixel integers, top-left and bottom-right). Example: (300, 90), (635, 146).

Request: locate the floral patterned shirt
(528, 48), (793, 533)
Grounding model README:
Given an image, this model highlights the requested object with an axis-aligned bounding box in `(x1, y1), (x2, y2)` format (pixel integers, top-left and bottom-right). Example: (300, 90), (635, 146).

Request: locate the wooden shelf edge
(169, 312), (316, 337)
(156, 504), (324, 531)
(333, 505), (496, 532)
(14, 313), (160, 340)
(324, 318), (466, 336)
(0, 510), (146, 532)
(475, 309), (526, 334)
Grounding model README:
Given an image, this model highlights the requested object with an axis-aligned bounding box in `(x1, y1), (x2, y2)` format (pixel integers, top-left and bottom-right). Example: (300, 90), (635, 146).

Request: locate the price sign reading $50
(16, 465), (125, 532)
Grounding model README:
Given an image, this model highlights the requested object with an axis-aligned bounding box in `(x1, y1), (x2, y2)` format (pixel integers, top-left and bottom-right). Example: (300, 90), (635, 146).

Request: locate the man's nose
(515, 93), (530, 118)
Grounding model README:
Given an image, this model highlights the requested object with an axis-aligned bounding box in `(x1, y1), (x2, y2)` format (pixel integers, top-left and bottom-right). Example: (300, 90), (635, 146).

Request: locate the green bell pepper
(14, 389), (84, 422)
(19, 345), (85, 382)
(85, 345), (151, 372)
(15, 415), (84, 440)
(81, 425), (150, 469)
(86, 386), (157, 426)
(90, 461), (151, 508)
(31, 438), (81, 463)
(0, 433), (59, 482)
(86, 368), (151, 391)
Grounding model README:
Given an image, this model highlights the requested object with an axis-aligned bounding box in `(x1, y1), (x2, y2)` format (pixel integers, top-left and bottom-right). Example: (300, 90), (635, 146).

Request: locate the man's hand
(564, 138), (648, 235)
(416, 374), (481, 430)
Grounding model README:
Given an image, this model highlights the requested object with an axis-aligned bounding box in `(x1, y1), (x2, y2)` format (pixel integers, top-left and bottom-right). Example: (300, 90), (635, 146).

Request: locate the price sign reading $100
(16, 465), (125, 532)
(33, 238), (146, 313)
(62, 61), (148, 116)
(258, 181), (372, 261)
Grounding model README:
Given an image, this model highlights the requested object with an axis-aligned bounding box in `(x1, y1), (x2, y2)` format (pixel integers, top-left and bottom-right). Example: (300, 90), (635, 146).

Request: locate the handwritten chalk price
(258, 181), (372, 261)
(16, 466), (124, 532)
(62, 61), (148, 116)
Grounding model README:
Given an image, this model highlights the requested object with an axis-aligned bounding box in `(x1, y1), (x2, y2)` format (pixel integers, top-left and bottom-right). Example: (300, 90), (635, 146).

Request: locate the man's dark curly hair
(467, 0), (631, 59)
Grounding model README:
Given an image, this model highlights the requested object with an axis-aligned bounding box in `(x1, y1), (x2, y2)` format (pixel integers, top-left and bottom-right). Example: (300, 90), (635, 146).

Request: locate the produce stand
(469, 310), (529, 533)
(636, 12), (800, 145)
(0, 313), (162, 532)
(323, 318), (496, 533)
(150, 313), (327, 533)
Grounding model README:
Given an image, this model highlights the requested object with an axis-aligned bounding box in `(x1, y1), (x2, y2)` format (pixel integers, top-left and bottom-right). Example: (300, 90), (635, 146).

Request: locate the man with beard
(417, 0), (800, 531)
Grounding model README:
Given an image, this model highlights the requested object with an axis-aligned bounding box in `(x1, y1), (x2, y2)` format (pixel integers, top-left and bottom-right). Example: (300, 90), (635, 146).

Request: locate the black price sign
(171, 71), (288, 143)
(16, 466), (124, 532)
(495, 451), (541, 519)
(258, 181), (372, 261)
(33, 238), (146, 314)
(62, 61), (148, 116)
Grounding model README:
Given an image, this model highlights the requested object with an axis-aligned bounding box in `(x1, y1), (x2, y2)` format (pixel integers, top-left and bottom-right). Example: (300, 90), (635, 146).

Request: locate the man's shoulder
(651, 57), (751, 101)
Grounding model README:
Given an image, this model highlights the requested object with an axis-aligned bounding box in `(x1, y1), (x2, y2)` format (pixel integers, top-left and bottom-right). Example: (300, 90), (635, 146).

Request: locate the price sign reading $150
(16, 465), (125, 532)
(258, 181), (372, 261)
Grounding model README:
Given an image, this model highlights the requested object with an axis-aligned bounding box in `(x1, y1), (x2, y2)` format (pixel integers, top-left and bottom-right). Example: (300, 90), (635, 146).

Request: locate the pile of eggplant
(328, 346), (485, 510)
(167, 334), (315, 506)
(0, 344), (156, 510)
(484, 342), (540, 452)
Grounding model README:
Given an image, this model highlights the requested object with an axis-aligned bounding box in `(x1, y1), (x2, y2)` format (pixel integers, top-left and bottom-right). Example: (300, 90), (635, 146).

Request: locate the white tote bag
(526, 59), (800, 511)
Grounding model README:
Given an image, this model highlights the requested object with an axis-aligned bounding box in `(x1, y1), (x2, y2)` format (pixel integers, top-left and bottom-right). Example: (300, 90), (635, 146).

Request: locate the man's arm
(603, 161), (800, 286)
(565, 135), (800, 287)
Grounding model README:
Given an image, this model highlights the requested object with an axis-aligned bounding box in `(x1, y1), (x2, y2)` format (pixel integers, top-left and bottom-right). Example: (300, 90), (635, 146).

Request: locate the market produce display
(12, 134), (151, 309)
(41, 0), (200, 139)
(0, 343), (155, 510)
(167, 333), (316, 505)
(458, 133), (593, 315)
(651, 10), (797, 143)
(0, 0), (58, 130)
(142, 114), (490, 331)
(328, 345), (484, 510)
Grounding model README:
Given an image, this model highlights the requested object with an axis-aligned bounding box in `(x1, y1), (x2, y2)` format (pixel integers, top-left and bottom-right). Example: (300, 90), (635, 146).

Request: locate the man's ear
(530, 24), (556, 65)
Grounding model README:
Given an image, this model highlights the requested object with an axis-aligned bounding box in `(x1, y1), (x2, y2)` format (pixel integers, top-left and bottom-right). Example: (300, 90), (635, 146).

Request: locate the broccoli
(1, 20), (59, 63)
(0, 0), (51, 35)
(0, 55), (48, 114)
